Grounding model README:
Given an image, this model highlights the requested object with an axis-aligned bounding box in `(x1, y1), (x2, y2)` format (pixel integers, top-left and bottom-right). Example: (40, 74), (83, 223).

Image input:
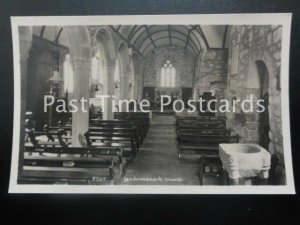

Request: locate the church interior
(18, 24), (285, 186)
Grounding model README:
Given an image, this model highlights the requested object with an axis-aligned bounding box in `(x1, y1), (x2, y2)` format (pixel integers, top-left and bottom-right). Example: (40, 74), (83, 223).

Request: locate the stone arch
(64, 26), (92, 61)
(90, 27), (116, 99)
(118, 41), (130, 78)
(117, 42), (131, 109)
(246, 50), (281, 152)
(247, 50), (277, 95)
(95, 27), (116, 63)
(251, 60), (270, 150)
(247, 49), (284, 184)
(93, 27), (117, 119)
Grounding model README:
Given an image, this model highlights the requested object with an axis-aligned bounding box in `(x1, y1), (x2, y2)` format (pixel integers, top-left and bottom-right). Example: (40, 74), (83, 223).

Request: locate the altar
(154, 87), (182, 110)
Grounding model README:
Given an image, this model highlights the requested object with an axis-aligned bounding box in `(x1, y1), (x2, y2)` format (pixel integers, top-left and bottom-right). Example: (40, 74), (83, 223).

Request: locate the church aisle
(121, 115), (201, 185)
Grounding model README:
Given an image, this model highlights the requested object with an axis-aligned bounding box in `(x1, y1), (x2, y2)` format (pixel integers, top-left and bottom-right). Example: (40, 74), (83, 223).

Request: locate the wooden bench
(85, 131), (138, 158)
(176, 123), (226, 131)
(177, 120), (226, 126)
(19, 145), (125, 185)
(175, 115), (226, 119)
(91, 112), (150, 132)
(177, 133), (240, 159)
(89, 127), (141, 147)
(44, 121), (144, 150)
(90, 120), (147, 142)
(175, 116), (226, 122)
(176, 128), (232, 141)
(26, 129), (69, 148)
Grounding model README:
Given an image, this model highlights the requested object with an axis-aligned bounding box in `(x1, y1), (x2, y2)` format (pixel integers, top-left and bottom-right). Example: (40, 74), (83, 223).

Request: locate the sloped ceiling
(31, 25), (227, 57)
(32, 26), (69, 47)
(111, 25), (227, 57)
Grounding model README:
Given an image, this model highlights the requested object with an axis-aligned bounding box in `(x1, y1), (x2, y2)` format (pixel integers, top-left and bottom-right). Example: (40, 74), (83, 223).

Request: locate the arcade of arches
(20, 24), (285, 185)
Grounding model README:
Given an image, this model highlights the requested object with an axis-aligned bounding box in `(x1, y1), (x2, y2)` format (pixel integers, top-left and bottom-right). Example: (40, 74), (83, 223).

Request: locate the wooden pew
(90, 120), (147, 142)
(89, 127), (141, 147)
(177, 133), (240, 159)
(44, 124), (138, 156)
(91, 111), (150, 132)
(176, 128), (232, 141)
(176, 123), (226, 131)
(26, 129), (69, 147)
(44, 123), (143, 151)
(85, 131), (138, 158)
(175, 116), (225, 122)
(175, 116), (226, 122)
(19, 145), (125, 185)
(176, 120), (226, 126)
(54, 112), (150, 143)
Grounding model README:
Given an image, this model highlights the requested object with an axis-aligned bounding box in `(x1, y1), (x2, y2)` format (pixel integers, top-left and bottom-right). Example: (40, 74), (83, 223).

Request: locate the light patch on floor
(121, 115), (201, 185)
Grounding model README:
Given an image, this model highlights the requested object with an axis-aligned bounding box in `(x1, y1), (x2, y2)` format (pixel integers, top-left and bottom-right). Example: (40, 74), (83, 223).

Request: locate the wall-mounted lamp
(48, 70), (63, 97)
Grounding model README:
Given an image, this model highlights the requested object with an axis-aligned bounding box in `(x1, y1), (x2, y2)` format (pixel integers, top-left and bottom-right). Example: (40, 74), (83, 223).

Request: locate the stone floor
(120, 115), (201, 185)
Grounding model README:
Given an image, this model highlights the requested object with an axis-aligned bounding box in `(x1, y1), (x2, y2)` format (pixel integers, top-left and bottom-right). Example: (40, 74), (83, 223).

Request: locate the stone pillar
(119, 66), (130, 112)
(103, 60), (115, 120)
(18, 27), (32, 176)
(71, 57), (91, 147)
(134, 74), (139, 100)
(58, 49), (69, 98)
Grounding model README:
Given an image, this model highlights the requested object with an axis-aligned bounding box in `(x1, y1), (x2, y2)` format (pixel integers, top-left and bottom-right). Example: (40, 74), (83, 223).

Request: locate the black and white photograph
(9, 14), (294, 194)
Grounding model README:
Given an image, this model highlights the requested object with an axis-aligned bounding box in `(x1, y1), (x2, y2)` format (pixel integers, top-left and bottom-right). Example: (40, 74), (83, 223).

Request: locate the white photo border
(9, 13), (295, 194)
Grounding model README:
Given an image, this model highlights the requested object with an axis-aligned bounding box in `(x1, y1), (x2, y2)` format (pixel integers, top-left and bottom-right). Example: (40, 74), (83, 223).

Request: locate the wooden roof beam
(145, 25), (157, 48)
(109, 25), (145, 58)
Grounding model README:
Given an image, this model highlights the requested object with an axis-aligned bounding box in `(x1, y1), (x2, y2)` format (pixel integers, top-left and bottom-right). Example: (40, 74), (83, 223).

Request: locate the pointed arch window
(160, 60), (176, 87)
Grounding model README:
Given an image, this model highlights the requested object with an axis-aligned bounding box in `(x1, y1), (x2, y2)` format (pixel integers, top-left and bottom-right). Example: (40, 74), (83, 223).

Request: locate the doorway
(256, 60), (270, 150)
(181, 87), (193, 108)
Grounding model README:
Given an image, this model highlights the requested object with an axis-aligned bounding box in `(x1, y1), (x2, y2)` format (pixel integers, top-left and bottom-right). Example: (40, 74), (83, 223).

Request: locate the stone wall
(194, 49), (228, 116)
(27, 35), (69, 129)
(194, 49), (228, 95)
(132, 53), (144, 100)
(225, 25), (284, 184)
(143, 46), (195, 88)
(88, 26), (143, 100)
